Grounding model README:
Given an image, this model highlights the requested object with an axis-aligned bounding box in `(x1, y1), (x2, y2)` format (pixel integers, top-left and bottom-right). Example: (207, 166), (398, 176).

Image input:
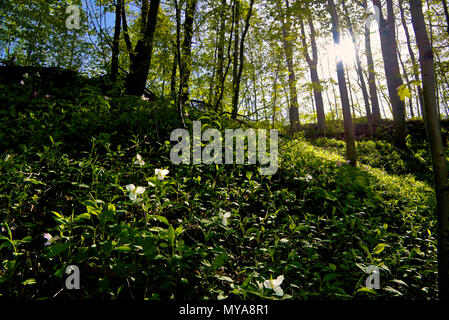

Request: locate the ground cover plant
(1, 0), (449, 302)
(0, 76), (438, 299)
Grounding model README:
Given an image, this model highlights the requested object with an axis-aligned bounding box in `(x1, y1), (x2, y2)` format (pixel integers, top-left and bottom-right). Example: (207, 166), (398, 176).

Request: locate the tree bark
(410, 0), (449, 300)
(180, 0), (199, 107)
(281, 0), (300, 133)
(111, 0), (122, 82)
(363, 6), (382, 123)
(328, 0), (357, 166)
(170, 50), (178, 97)
(231, 0), (240, 118)
(342, 1), (372, 136)
(443, 0), (449, 37)
(125, 0), (161, 96)
(214, 0), (227, 110)
(231, 0), (255, 119)
(300, 17), (326, 136)
(399, 0), (424, 118)
(372, 0), (407, 147)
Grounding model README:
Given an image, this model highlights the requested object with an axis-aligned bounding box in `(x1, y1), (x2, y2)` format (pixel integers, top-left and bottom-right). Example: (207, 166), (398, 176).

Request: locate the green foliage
(0, 77), (438, 299)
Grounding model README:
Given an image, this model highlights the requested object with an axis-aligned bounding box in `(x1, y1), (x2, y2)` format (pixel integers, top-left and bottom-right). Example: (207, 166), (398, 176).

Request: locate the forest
(1, 0), (449, 302)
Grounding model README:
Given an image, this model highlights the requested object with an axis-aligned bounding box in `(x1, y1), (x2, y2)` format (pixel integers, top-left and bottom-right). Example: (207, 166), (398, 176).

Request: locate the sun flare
(333, 36), (356, 64)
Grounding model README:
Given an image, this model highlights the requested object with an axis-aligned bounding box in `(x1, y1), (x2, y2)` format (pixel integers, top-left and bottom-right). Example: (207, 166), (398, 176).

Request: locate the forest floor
(0, 68), (442, 299)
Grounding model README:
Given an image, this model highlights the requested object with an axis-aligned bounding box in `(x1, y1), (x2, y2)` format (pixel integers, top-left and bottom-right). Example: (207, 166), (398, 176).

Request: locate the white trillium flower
(264, 275), (284, 296)
(134, 154), (145, 166)
(218, 211), (231, 226)
(279, 238), (289, 244)
(125, 184), (146, 202)
(155, 168), (169, 180)
(141, 95), (149, 101)
(43, 233), (59, 246)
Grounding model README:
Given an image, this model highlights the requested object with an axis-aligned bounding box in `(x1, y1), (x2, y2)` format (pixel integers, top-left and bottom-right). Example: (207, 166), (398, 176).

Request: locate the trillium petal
(43, 233), (52, 240)
(273, 286), (284, 296)
(263, 280), (272, 289)
(129, 192), (137, 201)
(222, 217), (228, 226)
(135, 187), (146, 194)
(273, 275), (284, 286)
(126, 184), (135, 192)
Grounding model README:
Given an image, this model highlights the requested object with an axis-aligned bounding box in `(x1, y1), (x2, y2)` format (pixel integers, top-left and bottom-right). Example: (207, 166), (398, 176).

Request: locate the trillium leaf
(167, 224), (175, 247)
(372, 243), (386, 254)
(211, 252), (227, 270)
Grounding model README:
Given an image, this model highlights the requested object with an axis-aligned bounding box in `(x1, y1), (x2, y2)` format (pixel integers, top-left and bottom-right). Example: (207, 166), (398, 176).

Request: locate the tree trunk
(170, 50), (178, 97)
(372, 0), (407, 147)
(214, 0), (227, 110)
(397, 43), (414, 118)
(328, 0), (357, 166)
(110, 0), (122, 82)
(125, 0), (161, 96)
(342, 1), (372, 136)
(231, 0), (255, 119)
(231, 0), (240, 118)
(363, 9), (382, 123)
(399, 0), (424, 118)
(410, 0), (449, 300)
(443, 0), (449, 37)
(180, 0), (199, 107)
(175, 0), (185, 127)
(300, 17), (326, 136)
(281, 0), (300, 133)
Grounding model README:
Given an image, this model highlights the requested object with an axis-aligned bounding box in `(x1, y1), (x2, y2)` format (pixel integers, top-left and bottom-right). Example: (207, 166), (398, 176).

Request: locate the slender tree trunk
(443, 0), (449, 37)
(231, 0), (240, 117)
(180, 0), (199, 107)
(111, 0), (122, 82)
(281, 0), (300, 133)
(399, 0), (424, 118)
(214, 0), (236, 111)
(272, 69), (278, 126)
(372, 0), (407, 147)
(364, 17), (382, 122)
(410, 0), (449, 300)
(231, 0), (255, 119)
(328, 0), (357, 165)
(397, 44), (414, 118)
(343, 1), (372, 135)
(214, 0), (227, 110)
(170, 50), (178, 97)
(125, 0), (161, 96)
(300, 17), (326, 135)
(345, 63), (356, 120)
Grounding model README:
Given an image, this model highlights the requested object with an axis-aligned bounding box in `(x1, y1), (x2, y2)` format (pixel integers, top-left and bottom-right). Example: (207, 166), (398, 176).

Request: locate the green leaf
(115, 246), (131, 252)
(372, 243), (386, 255)
(357, 287), (377, 294)
(46, 244), (70, 258)
(211, 252), (227, 270)
(22, 278), (37, 285)
(397, 85), (411, 101)
(151, 215), (169, 226)
(167, 225), (175, 247)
